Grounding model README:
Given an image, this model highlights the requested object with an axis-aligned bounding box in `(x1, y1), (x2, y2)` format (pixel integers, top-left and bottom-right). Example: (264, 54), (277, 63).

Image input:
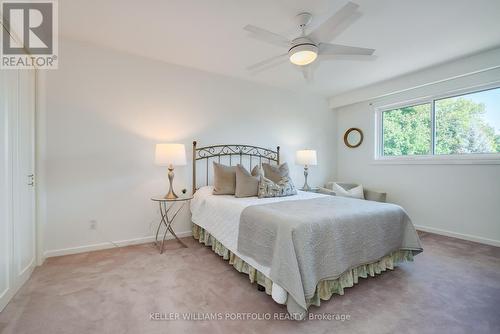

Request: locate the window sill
(372, 155), (500, 165)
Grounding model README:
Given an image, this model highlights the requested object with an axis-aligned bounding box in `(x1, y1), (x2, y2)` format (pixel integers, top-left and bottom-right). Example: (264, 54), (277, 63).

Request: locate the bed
(190, 141), (422, 319)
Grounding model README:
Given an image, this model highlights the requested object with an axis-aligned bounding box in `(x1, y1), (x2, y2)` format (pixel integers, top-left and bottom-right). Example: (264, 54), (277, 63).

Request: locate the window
(378, 85), (500, 160)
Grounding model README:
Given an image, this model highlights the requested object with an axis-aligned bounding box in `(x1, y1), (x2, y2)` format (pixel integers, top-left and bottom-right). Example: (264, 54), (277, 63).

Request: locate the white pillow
(332, 183), (364, 199)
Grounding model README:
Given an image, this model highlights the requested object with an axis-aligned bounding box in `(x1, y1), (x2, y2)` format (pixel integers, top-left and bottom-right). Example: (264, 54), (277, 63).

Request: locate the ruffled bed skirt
(192, 223), (414, 310)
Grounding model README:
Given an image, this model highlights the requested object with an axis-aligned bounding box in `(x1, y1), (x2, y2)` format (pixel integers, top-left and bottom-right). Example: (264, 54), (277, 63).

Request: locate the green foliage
(383, 104), (431, 156)
(435, 98), (498, 154)
(383, 98), (499, 156)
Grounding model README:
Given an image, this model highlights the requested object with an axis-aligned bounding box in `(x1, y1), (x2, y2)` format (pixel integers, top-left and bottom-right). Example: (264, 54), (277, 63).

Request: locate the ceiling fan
(244, 1), (375, 80)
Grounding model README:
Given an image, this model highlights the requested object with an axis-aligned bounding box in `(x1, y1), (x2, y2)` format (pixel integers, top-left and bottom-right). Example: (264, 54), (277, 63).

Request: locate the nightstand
(151, 195), (193, 253)
(301, 187), (321, 193)
(303, 187), (337, 196)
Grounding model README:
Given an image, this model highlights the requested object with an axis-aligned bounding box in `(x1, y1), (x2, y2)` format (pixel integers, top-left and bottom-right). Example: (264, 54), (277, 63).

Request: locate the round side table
(151, 195), (193, 253)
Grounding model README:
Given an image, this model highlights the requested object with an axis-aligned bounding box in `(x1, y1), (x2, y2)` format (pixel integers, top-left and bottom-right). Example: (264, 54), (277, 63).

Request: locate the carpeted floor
(1, 232), (499, 334)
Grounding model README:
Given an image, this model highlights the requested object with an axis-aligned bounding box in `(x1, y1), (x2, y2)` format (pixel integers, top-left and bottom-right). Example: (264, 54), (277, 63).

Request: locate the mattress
(190, 186), (326, 304)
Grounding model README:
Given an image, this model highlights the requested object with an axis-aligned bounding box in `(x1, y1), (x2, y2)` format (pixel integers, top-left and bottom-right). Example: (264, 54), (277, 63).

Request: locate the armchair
(319, 182), (387, 203)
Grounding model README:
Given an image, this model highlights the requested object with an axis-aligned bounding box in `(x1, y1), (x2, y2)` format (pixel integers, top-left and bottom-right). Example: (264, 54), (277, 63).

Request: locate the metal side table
(151, 195), (193, 253)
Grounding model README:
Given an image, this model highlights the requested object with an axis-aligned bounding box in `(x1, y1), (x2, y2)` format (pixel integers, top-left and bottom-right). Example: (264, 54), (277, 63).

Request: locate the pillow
(251, 164), (263, 177)
(258, 176), (297, 198)
(332, 182), (364, 199)
(262, 162), (290, 183)
(235, 165), (262, 198)
(212, 162), (237, 195)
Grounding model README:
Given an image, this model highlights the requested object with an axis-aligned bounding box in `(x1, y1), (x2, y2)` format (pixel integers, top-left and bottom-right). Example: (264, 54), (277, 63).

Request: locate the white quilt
(190, 186), (326, 304)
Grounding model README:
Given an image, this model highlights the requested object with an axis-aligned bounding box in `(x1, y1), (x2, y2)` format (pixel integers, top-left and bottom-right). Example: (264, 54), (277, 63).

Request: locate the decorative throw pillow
(262, 162), (290, 183)
(213, 162), (237, 195)
(258, 176), (297, 198)
(332, 182), (364, 199)
(235, 164), (261, 198)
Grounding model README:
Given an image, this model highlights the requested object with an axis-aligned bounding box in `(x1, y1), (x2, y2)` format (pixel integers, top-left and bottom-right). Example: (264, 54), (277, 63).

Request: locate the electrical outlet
(89, 220), (97, 230)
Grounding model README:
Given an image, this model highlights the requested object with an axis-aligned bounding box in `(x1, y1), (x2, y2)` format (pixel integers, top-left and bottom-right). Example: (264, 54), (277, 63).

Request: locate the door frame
(0, 69), (38, 312)
(0, 71), (15, 312)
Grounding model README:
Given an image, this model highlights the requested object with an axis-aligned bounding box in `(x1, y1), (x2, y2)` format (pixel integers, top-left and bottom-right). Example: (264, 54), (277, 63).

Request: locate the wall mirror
(344, 128), (364, 148)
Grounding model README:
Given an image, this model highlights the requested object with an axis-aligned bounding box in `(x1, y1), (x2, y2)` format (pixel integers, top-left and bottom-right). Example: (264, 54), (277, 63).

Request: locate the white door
(0, 67), (12, 312)
(0, 69), (36, 312)
(13, 69), (36, 289)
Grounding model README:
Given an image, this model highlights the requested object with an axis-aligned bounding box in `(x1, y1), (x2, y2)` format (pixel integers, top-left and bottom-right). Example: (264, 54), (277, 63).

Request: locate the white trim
(373, 95), (433, 111)
(328, 47), (500, 109)
(371, 155), (500, 165)
(336, 66), (500, 109)
(0, 71), (14, 313)
(0, 266), (34, 312)
(35, 70), (46, 266)
(415, 225), (500, 247)
(374, 82), (500, 164)
(431, 80), (500, 102)
(43, 230), (193, 258)
(372, 80), (500, 110)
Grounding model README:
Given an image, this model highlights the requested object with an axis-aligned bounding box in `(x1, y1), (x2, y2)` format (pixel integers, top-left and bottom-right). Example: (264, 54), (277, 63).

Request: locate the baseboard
(415, 224), (500, 247)
(43, 230), (193, 258)
(43, 226), (499, 258)
(0, 265), (35, 312)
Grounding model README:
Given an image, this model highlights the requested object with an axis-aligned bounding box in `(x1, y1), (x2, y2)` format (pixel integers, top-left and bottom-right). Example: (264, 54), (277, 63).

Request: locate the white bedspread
(190, 186), (325, 304)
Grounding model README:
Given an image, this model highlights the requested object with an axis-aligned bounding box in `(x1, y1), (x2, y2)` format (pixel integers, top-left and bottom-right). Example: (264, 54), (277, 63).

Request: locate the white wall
(41, 39), (336, 256)
(334, 63), (500, 246)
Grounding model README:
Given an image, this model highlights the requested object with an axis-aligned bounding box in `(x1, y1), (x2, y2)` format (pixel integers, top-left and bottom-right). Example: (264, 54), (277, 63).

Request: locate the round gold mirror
(344, 128), (363, 148)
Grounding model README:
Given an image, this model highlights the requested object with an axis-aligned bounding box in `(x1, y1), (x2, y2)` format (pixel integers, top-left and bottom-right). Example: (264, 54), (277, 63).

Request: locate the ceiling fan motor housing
(295, 12), (313, 28)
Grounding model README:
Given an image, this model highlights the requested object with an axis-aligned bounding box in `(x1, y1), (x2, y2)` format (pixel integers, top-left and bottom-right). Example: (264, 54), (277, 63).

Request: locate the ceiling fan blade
(320, 54), (378, 62)
(243, 25), (291, 48)
(308, 1), (361, 42)
(247, 53), (288, 73)
(319, 43), (375, 56)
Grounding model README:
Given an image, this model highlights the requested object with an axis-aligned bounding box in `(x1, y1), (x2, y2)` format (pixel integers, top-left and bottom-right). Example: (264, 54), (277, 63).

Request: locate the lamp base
(300, 165), (311, 191)
(163, 191), (178, 200)
(301, 184), (311, 191)
(164, 166), (178, 199)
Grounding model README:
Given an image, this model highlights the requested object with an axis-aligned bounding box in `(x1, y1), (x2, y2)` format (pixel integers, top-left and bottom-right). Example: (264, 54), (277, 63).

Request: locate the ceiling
(60, 0), (500, 97)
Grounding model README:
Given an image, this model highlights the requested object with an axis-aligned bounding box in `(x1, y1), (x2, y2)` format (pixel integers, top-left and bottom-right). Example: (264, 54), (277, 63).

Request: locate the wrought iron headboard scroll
(192, 141), (280, 194)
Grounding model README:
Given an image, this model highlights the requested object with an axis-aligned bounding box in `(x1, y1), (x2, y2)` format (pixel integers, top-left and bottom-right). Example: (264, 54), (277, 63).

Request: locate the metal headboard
(192, 141), (280, 194)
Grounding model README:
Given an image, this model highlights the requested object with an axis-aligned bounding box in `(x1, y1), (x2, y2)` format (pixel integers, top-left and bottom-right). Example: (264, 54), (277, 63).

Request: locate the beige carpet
(1, 232), (499, 334)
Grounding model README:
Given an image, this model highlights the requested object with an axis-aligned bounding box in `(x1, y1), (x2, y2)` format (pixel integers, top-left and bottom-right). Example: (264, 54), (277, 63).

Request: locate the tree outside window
(381, 87), (500, 157)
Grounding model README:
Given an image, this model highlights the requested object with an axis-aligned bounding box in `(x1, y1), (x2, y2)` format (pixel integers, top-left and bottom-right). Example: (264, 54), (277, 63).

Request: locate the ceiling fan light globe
(289, 44), (318, 66)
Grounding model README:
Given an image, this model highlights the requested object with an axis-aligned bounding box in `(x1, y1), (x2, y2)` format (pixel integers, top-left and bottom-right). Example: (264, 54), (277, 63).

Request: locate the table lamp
(155, 143), (187, 199)
(295, 149), (317, 191)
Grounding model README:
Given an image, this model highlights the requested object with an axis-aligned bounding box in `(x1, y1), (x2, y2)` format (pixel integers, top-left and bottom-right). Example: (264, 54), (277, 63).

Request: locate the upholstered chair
(319, 182), (387, 203)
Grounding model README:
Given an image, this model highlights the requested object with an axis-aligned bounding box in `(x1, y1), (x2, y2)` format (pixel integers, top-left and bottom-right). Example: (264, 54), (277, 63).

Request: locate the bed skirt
(192, 223), (414, 312)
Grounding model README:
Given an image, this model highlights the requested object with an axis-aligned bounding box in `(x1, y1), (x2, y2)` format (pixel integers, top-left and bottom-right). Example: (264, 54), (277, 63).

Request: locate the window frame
(374, 82), (500, 165)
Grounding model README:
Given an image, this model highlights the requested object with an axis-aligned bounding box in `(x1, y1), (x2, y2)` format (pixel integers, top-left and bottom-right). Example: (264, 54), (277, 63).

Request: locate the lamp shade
(295, 150), (317, 166)
(155, 143), (187, 166)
